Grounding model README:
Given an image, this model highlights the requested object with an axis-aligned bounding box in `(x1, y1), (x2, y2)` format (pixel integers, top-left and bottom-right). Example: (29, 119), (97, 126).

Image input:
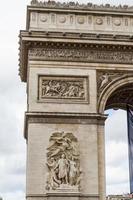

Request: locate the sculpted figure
(41, 78), (85, 100)
(69, 157), (78, 186)
(46, 157), (60, 190)
(100, 73), (109, 88)
(76, 170), (82, 189)
(47, 133), (72, 158)
(46, 132), (81, 190)
(56, 154), (69, 184)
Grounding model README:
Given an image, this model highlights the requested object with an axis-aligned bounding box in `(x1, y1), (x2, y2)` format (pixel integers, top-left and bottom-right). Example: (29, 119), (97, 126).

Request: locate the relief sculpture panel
(38, 76), (89, 103)
(46, 132), (81, 192)
(29, 47), (133, 64)
(97, 71), (129, 97)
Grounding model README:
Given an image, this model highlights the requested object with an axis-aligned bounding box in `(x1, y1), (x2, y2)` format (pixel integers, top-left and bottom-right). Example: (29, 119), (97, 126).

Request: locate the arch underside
(105, 83), (133, 110)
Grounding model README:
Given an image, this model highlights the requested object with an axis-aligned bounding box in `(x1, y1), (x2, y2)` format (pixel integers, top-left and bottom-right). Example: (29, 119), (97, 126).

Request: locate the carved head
(71, 157), (74, 161)
(61, 154), (66, 158)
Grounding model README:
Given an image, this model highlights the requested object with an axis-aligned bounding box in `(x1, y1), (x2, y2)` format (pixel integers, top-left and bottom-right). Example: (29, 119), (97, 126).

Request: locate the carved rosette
(46, 132), (81, 191)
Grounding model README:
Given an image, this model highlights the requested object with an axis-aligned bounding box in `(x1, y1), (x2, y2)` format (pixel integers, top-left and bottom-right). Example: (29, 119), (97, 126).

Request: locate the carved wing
(47, 140), (56, 150)
(64, 132), (78, 142)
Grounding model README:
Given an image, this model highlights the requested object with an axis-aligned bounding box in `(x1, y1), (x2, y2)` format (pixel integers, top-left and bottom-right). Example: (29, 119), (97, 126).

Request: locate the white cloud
(105, 110), (130, 194)
(105, 110), (127, 142)
(1, 191), (25, 200)
(0, 1), (28, 199)
(106, 141), (128, 168)
(107, 182), (130, 195)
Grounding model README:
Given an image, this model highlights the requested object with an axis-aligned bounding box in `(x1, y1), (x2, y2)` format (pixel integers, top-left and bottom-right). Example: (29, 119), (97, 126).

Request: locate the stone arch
(98, 75), (133, 114)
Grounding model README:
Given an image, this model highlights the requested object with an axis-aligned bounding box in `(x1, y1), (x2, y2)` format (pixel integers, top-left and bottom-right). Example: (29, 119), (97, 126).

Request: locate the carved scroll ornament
(46, 132), (81, 191)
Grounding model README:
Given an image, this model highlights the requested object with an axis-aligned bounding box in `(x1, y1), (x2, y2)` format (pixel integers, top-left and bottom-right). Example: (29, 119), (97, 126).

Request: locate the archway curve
(98, 75), (133, 114)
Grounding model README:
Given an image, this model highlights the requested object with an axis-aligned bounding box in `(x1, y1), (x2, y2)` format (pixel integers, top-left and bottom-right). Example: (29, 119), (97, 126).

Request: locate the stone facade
(19, 1), (133, 200)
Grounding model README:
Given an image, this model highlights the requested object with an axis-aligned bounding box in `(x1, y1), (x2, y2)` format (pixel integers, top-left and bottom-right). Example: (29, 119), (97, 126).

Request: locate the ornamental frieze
(38, 76), (89, 103)
(29, 11), (133, 33)
(29, 47), (133, 64)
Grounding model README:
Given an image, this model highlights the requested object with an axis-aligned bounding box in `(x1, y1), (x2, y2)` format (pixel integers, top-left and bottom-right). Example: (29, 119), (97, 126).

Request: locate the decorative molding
(19, 37), (133, 82)
(114, 18), (121, 26)
(26, 193), (99, 197)
(20, 31), (133, 42)
(46, 132), (81, 191)
(38, 76), (89, 103)
(24, 112), (107, 139)
(29, 11), (133, 33)
(96, 18), (103, 25)
(28, 117), (103, 125)
(29, 47), (133, 64)
(30, 0), (133, 11)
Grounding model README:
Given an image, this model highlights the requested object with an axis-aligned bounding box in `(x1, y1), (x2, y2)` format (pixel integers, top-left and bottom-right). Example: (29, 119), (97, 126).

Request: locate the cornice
(30, 0), (133, 13)
(24, 112), (107, 139)
(19, 31), (133, 82)
(20, 31), (133, 42)
(27, 193), (99, 197)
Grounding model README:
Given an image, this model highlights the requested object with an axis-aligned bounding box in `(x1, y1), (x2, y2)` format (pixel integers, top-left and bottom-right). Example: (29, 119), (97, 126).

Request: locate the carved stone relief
(46, 132), (81, 191)
(40, 14), (48, 23)
(29, 47), (133, 64)
(30, 10), (133, 33)
(38, 76), (89, 103)
(77, 16), (85, 24)
(59, 15), (66, 23)
(96, 18), (103, 25)
(113, 18), (121, 26)
(97, 71), (132, 98)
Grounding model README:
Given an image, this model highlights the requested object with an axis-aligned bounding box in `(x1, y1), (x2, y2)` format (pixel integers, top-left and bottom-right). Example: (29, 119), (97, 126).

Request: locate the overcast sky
(0, 0), (133, 199)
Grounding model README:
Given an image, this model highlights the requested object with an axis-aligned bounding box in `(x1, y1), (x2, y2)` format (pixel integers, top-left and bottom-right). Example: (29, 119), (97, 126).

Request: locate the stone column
(97, 120), (106, 200)
(24, 113), (101, 200)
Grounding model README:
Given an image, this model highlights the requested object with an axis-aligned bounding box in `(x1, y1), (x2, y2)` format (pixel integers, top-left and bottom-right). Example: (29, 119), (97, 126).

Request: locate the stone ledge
(24, 112), (107, 139)
(27, 193), (99, 197)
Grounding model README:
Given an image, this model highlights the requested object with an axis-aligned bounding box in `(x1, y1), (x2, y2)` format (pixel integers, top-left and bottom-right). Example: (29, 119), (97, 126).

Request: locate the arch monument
(19, 1), (133, 200)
